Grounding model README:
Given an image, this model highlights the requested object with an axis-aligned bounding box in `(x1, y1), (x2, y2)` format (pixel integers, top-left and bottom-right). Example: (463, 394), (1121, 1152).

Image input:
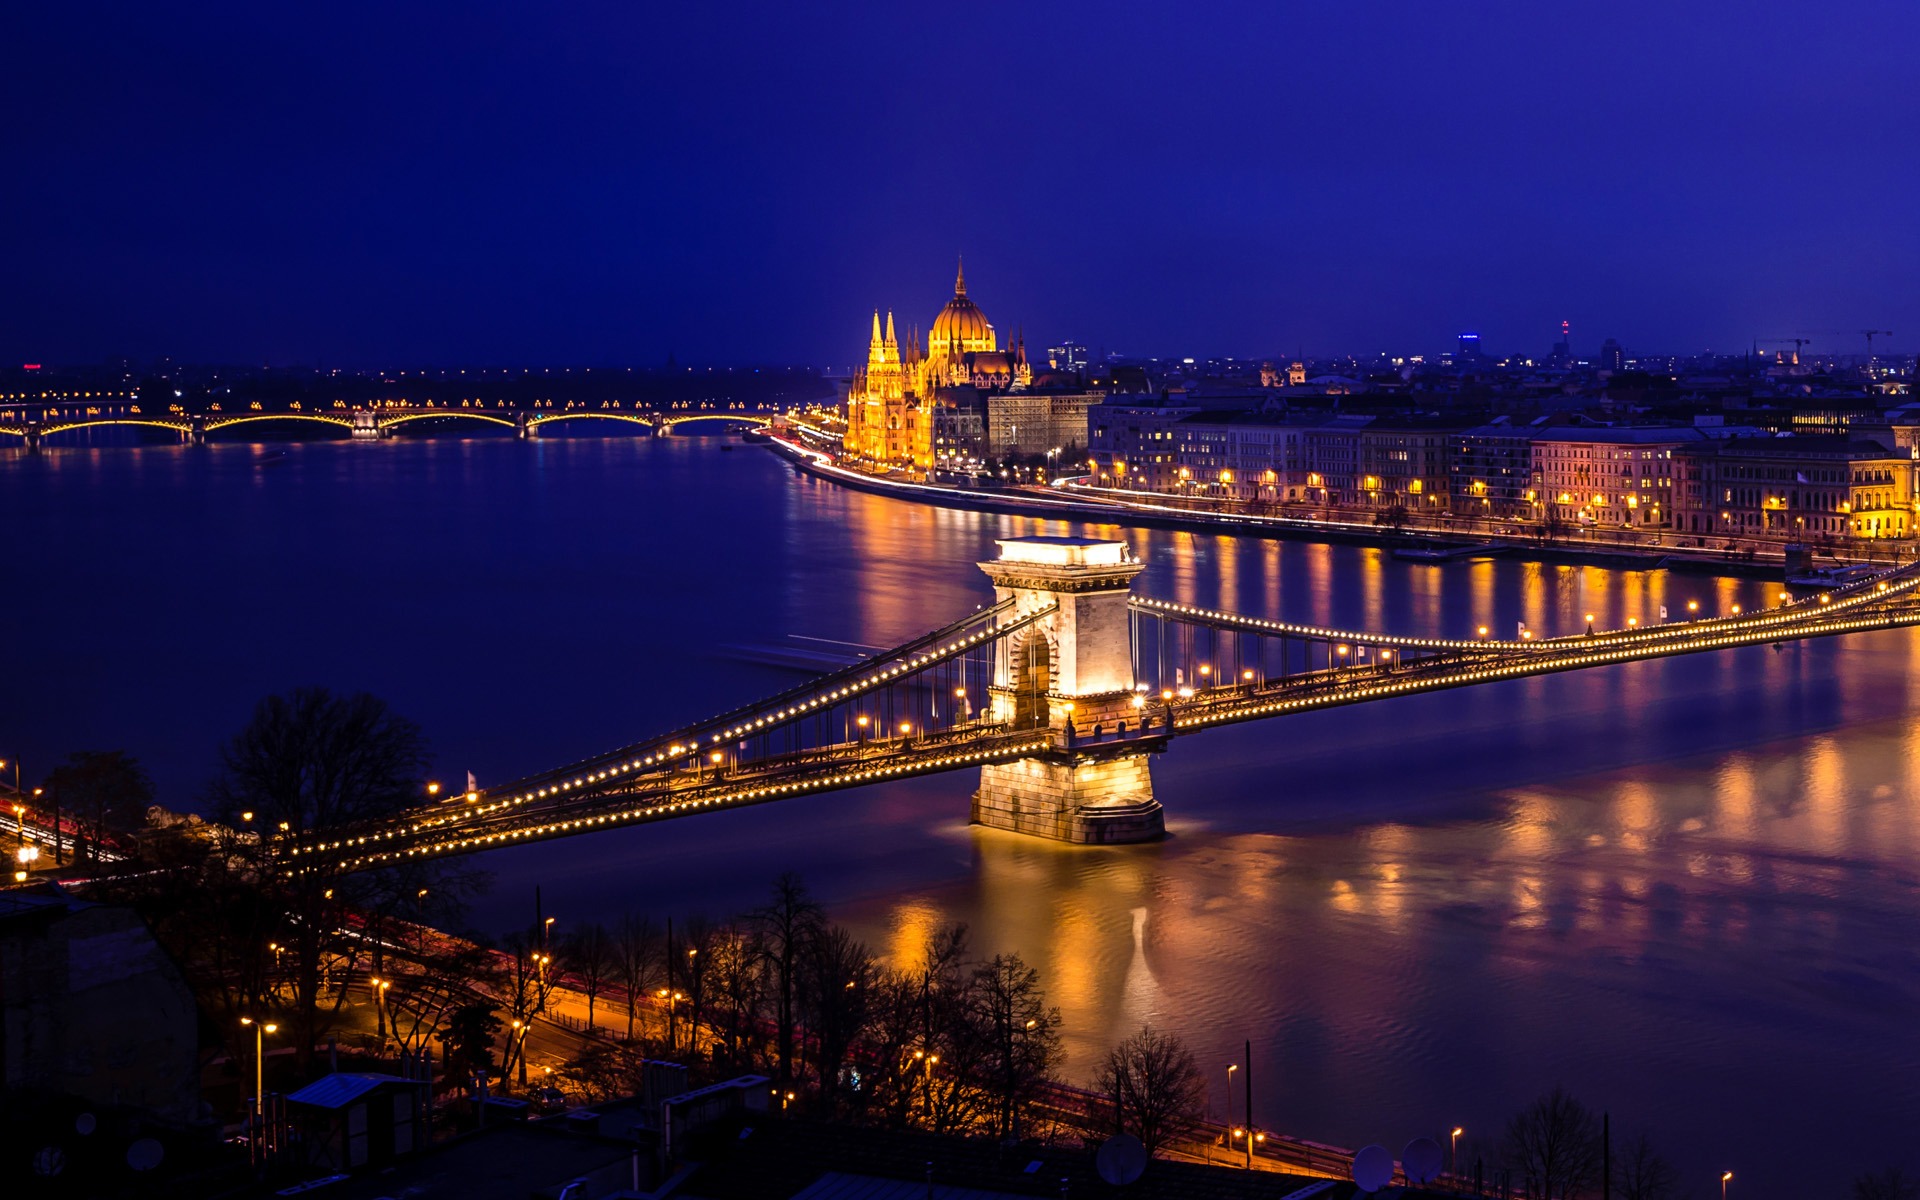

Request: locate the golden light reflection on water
(26, 436), (1920, 1200)
(1715, 754), (1758, 843)
(1801, 736), (1846, 856)
(768, 465), (1920, 1191)
(1216, 534), (1241, 616)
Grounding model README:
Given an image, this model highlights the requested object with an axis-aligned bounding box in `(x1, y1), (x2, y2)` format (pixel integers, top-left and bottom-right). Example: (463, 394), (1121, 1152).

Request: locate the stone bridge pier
(351, 410), (384, 440)
(972, 536), (1166, 844)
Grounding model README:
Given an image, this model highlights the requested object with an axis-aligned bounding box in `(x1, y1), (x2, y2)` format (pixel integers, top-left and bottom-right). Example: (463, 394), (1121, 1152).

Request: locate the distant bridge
(281, 537), (1920, 874)
(0, 401), (776, 448)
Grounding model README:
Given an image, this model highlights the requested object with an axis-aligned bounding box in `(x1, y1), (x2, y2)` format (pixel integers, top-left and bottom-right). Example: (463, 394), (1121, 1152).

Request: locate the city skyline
(7, 3), (1919, 366)
(9, 6), (1920, 1195)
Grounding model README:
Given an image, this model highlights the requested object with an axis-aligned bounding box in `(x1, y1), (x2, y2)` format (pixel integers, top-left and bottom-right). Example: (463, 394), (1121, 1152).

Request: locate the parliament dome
(929, 259), (997, 353)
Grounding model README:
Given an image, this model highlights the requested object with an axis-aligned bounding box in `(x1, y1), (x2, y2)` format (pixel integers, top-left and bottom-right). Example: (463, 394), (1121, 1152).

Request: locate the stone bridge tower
(972, 537), (1165, 844)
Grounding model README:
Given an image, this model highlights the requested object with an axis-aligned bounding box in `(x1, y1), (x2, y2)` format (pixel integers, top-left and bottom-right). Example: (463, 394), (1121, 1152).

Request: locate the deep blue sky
(7, 1), (1918, 367)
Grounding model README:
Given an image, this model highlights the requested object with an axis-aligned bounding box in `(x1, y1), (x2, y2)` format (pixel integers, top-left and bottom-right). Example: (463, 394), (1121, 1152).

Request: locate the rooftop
(1530, 426), (1708, 444)
(680, 1118), (1454, 1200)
(286, 1073), (416, 1110)
(1694, 435), (1909, 459)
(995, 536), (1132, 568)
(299, 1105), (655, 1200)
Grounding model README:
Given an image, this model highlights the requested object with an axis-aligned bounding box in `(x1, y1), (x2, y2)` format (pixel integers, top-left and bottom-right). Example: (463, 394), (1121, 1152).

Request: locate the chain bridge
(284, 536), (1920, 874)
(0, 401), (772, 448)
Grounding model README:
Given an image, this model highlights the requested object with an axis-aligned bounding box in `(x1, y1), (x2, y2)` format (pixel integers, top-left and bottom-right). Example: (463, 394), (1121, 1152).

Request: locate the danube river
(7, 433), (1916, 1194)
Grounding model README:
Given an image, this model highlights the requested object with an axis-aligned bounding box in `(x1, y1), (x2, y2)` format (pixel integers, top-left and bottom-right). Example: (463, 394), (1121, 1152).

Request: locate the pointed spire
(954, 256), (966, 297)
(884, 310), (897, 346)
(870, 310), (882, 345)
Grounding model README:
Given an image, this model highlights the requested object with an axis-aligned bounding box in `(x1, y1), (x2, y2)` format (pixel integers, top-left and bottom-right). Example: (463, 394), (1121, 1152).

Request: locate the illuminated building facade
(1673, 437), (1915, 540)
(843, 261), (1032, 471)
(1530, 427), (1704, 528)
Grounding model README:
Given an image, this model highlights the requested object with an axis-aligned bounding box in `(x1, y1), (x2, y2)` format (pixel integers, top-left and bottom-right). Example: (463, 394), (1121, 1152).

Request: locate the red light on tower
(22, 364), (41, 370)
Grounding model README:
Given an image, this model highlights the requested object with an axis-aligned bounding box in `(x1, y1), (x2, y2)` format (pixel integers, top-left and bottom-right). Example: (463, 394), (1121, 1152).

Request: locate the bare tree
(1096, 1024), (1205, 1157)
(386, 940), (499, 1060)
(708, 924), (766, 1071)
(970, 952), (1060, 1141)
(798, 923), (876, 1116)
(678, 916), (718, 1061)
(501, 926), (563, 1087)
(556, 1038), (649, 1105)
(865, 969), (930, 1129)
(45, 750), (154, 866)
(206, 688), (430, 1070)
(1615, 1130), (1678, 1200)
(1503, 1087), (1601, 1200)
(613, 913), (663, 1041)
(1856, 1169), (1920, 1200)
(565, 922), (616, 1032)
(752, 872), (824, 1087)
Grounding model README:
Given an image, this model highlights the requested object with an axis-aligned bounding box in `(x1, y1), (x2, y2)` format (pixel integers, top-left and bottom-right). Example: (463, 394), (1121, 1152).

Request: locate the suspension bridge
(274, 536), (1920, 874)
(0, 400), (774, 448)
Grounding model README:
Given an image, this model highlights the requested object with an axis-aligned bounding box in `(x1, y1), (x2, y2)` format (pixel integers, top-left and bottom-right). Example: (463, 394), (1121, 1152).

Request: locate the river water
(5, 433), (1916, 1195)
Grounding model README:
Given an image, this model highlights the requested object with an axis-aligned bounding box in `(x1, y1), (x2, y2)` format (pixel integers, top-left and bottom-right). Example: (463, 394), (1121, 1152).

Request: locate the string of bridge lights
(290, 600), (1052, 854)
(290, 737), (1053, 875)
(1134, 561), (1920, 656)
(286, 564), (1920, 866)
(1174, 601), (1920, 734)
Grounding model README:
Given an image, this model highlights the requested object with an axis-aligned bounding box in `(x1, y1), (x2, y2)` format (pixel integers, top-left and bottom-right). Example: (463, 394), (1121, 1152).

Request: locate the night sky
(7, 1), (1918, 367)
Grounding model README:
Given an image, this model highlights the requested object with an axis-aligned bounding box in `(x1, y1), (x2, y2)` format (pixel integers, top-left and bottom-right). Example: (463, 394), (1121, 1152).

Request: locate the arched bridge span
(2, 405), (775, 446)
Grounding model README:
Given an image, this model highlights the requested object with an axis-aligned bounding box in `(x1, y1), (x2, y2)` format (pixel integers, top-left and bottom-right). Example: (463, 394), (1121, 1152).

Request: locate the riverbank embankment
(764, 436), (1792, 581)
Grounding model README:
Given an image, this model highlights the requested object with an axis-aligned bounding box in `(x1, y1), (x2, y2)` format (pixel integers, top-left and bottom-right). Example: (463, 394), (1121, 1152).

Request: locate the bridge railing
(289, 724), (1063, 874)
(291, 598), (1059, 860)
(1160, 582), (1920, 737)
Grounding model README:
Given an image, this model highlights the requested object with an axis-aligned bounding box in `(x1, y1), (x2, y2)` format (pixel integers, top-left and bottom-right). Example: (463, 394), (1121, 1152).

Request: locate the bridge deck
(280, 562), (1920, 873)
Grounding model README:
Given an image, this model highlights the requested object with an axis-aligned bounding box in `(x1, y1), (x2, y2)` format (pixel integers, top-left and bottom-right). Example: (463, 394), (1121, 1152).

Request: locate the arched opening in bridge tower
(1009, 629), (1054, 729)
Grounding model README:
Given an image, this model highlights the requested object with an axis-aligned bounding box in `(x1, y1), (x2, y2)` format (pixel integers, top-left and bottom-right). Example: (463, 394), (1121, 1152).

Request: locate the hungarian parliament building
(841, 262), (1095, 473)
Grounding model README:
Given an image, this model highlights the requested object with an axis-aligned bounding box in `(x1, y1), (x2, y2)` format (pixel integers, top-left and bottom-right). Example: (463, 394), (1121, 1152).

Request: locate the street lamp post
(1224, 1064), (1237, 1160)
(1451, 1126), (1463, 1176)
(1722, 1170), (1733, 1200)
(240, 1017), (277, 1165)
(511, 1018), (533, 1087)
(925, 1053), (940, 1128)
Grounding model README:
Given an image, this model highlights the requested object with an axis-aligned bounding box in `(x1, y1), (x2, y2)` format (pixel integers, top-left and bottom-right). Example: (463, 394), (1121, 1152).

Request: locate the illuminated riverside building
(843, 261), (1033, 472)
(1085, 402), (1919, 544)
(1529, 427), (1705, 530)
(1672, 437), (1915, 540)
(1451, 421), (1539, 519)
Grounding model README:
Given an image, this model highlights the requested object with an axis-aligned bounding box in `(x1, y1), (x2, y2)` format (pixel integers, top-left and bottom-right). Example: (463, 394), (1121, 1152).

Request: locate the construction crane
(1793, 330), (1894, 362)
(1754, 337), (1810, 365)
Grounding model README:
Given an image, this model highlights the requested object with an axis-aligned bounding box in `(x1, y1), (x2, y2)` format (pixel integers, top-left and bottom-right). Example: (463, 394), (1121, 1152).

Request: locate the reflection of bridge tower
(973, 537), (1166, 844)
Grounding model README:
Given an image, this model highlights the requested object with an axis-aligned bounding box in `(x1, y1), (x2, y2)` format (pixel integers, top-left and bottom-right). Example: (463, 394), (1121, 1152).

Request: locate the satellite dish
(1352, 1143), (1394, 1194)
(74, 1113), (96, 1136)
(1402, 1137), (1443, 1184)
(126, 1138), (164, 1172)
(1096, 1133), (1148, 1186)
